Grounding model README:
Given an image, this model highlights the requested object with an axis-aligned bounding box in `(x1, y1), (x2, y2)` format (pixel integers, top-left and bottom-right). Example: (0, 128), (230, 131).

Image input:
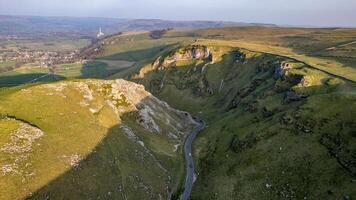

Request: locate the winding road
(180, 119), (205, 200)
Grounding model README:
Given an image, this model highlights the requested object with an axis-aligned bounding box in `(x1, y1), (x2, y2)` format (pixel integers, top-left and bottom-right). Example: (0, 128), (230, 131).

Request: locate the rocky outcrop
(1, 118), (45, 177)
(274, 63), (292, 79)
(233, 50), (246, 63)
(153, 45), (211, 69)
(273, 63), (304, 93)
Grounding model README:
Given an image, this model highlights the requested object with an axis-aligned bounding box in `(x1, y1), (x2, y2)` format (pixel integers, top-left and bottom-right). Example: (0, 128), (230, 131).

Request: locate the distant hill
(0, 15), (276, 39)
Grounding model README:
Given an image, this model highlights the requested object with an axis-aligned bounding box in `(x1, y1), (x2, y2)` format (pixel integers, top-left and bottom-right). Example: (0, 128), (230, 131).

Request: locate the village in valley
(0, 28), (106, 71)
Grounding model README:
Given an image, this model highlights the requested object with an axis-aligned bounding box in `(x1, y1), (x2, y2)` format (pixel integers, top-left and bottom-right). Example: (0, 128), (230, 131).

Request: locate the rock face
(274, 63), (292, 79)
(172, 45), (210, 61)
(232, 50), (246, 63)
(65, 79), (196, 136)
(273, 62), (305, 94)
(154, 45), (211, 68)
(107, 79), (197, 134)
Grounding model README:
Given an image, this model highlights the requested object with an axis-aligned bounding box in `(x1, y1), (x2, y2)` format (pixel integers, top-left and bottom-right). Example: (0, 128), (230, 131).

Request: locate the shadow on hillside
(79, 60), (128, 79)
(99, 44), (174, 62)
(26, 124), (129, 200)
(0, 73), (65, 87)
(87, 44), (179, 81)
(0, 45), (177, 87)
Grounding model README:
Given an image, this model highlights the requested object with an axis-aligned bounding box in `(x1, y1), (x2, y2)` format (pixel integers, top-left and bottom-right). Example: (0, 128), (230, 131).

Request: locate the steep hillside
(130, 42), (356, 199)
(0, 79), (196, 200)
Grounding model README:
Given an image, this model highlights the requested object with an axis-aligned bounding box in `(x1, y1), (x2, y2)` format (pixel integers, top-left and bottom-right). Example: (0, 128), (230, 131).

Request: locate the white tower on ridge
(97, 27), (105, 38)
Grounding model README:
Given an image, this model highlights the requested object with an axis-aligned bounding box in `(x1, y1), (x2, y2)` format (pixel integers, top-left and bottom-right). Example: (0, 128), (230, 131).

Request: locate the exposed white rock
(44, 83), (66, 92)
(41, 83), (67, 98)
(61, 154), (82, 169)
(69, 154), (82, 168)
(173, 144), (180, 152)
(137, 141), (145, 147)
(2, 164), (17, 175)
(1, 118), (45, 176)
(137, 104), (161, 133)
(89, 108), (100, 114)
(1, 122), (44, 154)
(120, 124), (138, 140)
(168, 132), (179, 139)
(75, 82), (94, 108)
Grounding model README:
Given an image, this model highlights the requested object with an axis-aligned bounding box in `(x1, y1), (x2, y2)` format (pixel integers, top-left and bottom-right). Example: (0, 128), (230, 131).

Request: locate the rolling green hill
(0, 79), (196, 199)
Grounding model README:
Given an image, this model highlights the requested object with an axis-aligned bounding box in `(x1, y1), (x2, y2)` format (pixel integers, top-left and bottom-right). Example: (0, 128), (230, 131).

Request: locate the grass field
(54, 60), (135, 78)
(0, 66), (62, 87)
(0, 59), (136, 87)
(0, 38), (91, 52)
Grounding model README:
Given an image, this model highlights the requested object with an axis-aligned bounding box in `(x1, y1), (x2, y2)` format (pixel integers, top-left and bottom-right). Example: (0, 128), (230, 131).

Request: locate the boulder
(281, 115), (294, 125)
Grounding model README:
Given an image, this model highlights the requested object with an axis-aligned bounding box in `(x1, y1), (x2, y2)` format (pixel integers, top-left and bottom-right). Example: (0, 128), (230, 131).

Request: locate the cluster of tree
(149, 28), (173, 39)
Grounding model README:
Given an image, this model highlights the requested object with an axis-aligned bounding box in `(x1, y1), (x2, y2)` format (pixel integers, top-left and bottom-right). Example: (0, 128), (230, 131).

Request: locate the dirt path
(326, 40), (356, 50)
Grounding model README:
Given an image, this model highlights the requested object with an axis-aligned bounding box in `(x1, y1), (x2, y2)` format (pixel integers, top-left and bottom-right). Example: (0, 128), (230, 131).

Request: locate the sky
(0, 0), (356, 27)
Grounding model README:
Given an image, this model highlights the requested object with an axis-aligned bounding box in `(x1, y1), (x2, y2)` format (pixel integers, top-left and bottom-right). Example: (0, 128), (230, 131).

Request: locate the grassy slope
(189, 50), (356, 199)
(0, 60), (134, 87)
(0, 80), (191, 200)
(94, 29), (355, 199)
(0, 66), (61, 87)
(129, 40), (356, 199)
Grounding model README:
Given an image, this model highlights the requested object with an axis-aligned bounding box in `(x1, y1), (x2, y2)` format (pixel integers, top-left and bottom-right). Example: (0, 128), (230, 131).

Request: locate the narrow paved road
(180, 119), (205, 200)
